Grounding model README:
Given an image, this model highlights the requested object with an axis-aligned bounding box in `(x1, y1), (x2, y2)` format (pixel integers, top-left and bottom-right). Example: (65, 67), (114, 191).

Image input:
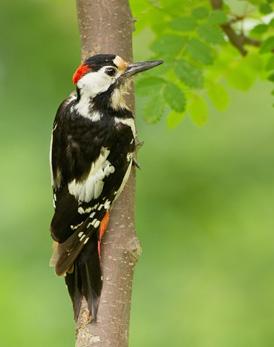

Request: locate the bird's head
(72, 54), (162, 109)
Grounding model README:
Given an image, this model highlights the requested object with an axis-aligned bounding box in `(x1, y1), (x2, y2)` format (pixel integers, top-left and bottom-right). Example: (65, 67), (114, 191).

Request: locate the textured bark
(75, 1), (141, 346)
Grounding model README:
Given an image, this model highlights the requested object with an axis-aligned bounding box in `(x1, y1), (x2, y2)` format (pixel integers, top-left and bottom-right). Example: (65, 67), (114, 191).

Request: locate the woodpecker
(49, 54), (162, 320)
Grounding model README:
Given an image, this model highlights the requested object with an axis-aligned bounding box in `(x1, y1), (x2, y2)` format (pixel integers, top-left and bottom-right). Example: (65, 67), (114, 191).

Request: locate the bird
(49, 54), (163, 321)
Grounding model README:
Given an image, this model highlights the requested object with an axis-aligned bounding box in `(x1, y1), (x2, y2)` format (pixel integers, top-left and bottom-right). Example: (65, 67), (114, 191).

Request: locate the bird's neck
(75, 85), (130, 119)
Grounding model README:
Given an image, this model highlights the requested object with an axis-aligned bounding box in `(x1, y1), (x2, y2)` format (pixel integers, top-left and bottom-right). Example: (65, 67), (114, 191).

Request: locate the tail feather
(65, 264), (82, 319)
(51, 231), (87, 276)
(65, 234), (102, 320)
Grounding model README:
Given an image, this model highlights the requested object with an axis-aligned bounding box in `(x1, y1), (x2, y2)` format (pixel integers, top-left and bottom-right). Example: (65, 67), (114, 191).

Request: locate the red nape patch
(72, 64), (90, 84)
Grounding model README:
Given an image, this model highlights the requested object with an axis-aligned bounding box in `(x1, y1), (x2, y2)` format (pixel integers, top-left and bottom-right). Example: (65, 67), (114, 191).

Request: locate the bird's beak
(122, 60), (163, 77)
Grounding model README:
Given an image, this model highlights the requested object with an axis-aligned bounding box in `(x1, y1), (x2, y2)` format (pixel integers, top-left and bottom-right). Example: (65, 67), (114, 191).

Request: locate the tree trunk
(75, 1), (141, 346)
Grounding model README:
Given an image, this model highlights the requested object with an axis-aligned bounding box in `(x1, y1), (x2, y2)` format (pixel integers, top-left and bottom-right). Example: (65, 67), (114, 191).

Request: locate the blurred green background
(1, 1), (274, 346)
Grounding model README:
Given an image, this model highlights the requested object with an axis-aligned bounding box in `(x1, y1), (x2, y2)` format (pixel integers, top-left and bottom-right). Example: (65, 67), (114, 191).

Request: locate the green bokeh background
(1, 1), (274, 346)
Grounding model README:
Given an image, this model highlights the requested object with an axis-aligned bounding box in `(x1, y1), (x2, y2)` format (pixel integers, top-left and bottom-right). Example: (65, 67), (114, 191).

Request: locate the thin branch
(210, 0), (262, 56)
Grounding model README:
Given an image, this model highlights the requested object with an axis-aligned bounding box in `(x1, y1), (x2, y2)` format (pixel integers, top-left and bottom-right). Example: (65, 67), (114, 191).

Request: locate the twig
(210, 0), (262, 56)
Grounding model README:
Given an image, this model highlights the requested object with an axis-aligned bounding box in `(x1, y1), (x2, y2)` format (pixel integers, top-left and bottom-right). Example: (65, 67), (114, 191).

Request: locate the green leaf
(170, 17), (197, 31)
(166, 111), (185, 128)
(188, 95), (208, 126)
(250, 24), (268, 36)
(259, 3), (273, 14)
(186, 38), (214, 65)
(197, 24), (225, 44)
(136, 76), (166, 122)
(175, 60), (204, 88)
(151, 34), (186, 57)
(207, 83), (229, 111)
(266, 56), (274, 71)
(144, 97), (166, 123)
(260, 36), (274, 53)
(208, 10), (227, 25)
(136, 76), (165, 96)
(136, 93), (166, 123)
(136, 76), (166, 95)
(164, 82), (186, 112)
(192, 7), (209, 20)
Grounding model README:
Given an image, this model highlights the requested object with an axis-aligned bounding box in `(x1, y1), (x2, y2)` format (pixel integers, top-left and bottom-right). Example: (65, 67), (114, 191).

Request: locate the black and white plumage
(49, 54), (162, 320)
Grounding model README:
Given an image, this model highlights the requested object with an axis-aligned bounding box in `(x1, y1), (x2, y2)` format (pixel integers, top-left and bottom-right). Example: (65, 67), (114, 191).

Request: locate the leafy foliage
(131, 0), (274, 126)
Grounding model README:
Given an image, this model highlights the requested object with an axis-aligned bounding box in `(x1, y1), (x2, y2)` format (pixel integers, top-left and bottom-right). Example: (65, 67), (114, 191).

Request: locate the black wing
(49, 95), (135, 275)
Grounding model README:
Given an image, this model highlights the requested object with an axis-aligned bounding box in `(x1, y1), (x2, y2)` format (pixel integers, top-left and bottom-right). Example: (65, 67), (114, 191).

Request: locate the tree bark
(75, 1), (141, 346)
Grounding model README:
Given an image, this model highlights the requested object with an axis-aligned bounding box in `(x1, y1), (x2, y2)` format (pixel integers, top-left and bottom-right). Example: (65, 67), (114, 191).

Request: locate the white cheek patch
(77, 70), (114, 97)
(75, 69), (116, 118)
(68, 147), (115, 202)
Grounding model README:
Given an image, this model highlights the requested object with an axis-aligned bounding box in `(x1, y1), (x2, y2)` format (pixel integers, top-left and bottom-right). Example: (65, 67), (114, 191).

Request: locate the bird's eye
(105, 67), (117, 76)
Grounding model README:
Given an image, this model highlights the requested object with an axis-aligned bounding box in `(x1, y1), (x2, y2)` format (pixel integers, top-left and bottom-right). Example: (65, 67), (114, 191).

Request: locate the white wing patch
(68, 147), (115, 202)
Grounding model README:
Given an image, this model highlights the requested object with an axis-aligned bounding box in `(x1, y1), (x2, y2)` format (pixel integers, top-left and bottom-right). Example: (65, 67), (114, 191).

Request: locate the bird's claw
(135, 139), (144, 151)
(133, 158), (141, 169)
